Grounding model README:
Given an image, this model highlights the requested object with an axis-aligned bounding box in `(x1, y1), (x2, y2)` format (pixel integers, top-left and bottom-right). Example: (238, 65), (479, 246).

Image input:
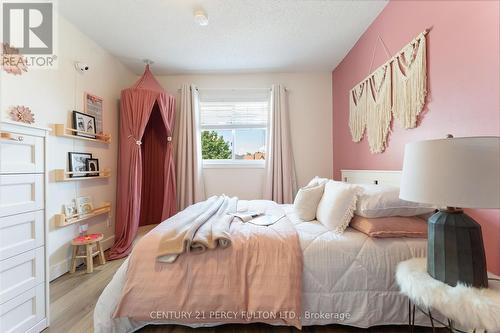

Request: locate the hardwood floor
(46, 225), (438, 333)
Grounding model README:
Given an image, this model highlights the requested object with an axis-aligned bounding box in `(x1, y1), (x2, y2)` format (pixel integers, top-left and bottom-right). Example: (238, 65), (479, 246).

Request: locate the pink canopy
(108, 65), (177, 259)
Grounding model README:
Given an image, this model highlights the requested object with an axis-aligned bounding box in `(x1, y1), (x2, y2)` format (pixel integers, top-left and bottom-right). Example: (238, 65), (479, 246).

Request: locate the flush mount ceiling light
(194, 9), (209, 26)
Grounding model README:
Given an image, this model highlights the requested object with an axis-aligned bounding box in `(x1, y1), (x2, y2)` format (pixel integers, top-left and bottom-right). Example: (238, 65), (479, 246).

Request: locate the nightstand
(396, 258), (500, 333)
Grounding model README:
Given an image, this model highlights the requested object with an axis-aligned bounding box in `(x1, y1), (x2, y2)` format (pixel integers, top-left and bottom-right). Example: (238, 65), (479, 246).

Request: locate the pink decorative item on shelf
(9, 105), (35, 124)
(2, 43), (28, 75)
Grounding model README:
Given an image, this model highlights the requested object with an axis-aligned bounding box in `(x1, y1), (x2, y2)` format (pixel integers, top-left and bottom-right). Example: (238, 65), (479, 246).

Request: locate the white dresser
(0, 122), (49, 333)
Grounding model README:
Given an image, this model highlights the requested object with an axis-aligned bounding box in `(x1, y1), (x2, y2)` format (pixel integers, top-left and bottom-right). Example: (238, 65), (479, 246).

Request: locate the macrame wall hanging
(366, 65), (392, 154)
(348, 81), (367, 142)
(348, 31), (428, 153)
(392, 35), (427, 129)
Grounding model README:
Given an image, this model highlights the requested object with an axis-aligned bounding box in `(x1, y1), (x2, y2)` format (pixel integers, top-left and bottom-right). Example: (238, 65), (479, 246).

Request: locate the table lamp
(400, 136), (500, 288)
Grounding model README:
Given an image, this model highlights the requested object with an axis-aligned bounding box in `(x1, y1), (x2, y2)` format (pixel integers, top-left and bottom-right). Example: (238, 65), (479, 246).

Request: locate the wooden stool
(70, 233), (106, 273)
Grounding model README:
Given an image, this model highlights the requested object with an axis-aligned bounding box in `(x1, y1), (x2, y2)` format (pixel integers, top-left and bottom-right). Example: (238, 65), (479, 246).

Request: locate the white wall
(0, 16), (136, 280)
(158, 73), (333, 199)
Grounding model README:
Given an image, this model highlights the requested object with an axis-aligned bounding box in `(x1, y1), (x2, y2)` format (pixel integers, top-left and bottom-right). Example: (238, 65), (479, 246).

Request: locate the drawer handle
(0, 132), (23, 141)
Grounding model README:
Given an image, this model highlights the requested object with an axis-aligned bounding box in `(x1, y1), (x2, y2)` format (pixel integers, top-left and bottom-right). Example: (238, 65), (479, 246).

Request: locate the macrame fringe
(334, 193), (359, 234)
(392, 34), (427, 129)
(349, 82), (367, 142)
(366, 66), (392, 154)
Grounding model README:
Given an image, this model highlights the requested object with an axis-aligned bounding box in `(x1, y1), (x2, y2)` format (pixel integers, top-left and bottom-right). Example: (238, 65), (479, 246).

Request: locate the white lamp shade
(400, 137), (500, 208)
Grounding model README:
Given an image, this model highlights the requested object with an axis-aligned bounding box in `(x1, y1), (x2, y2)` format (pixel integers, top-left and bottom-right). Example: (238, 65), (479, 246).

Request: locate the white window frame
(199, 91), (269, 169)
(201, 124), (267, 168)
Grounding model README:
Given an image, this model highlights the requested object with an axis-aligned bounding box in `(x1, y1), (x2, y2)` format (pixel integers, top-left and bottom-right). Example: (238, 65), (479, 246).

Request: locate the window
(199, 89), (269, 166)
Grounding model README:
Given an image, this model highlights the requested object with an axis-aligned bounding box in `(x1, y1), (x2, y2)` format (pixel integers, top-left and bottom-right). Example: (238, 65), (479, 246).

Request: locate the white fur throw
(396, 258), (500, 332)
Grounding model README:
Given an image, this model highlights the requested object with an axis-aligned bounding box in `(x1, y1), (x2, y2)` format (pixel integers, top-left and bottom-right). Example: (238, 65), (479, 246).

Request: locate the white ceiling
(59, 0), (388, 75)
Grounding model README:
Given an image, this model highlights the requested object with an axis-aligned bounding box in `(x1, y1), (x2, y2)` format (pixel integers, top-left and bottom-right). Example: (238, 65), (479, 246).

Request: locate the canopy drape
(108, 65), (176, 259)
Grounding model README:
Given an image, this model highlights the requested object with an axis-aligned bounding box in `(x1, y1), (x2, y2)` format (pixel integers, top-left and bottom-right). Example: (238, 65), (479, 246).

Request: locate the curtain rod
(176, 87), (287, 92)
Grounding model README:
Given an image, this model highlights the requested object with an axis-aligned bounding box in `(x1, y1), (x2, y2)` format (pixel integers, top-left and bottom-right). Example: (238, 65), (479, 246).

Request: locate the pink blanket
(112, 200), (303, 328)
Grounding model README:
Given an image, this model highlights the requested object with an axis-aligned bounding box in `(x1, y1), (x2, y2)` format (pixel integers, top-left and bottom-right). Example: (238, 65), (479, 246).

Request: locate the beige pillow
(316, 181), (360, 233)
(307, 176), (329, 187)
(293, 183), (325, 221)
(350, 215), (428, 238)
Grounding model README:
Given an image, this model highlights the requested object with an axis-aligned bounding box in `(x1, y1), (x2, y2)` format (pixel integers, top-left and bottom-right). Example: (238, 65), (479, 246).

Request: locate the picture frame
(75, 196), (93, 215)
(68, 152), (92, 178)
(85, 158), (99, 177)
(63, 200), (78, 218)
(84, 92), (103, 134)
(72, 110), (96, 139)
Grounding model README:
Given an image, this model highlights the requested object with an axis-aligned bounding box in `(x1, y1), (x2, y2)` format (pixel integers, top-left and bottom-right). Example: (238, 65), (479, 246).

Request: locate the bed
(94, 170), (430, 332)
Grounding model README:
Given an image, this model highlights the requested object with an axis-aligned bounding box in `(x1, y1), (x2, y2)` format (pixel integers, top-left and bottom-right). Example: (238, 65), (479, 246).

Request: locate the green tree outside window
(201, 130), (232, 159)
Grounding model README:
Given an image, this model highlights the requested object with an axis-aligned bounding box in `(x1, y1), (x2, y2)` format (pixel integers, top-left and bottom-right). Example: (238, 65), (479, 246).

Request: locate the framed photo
(72, 110), (96, 139)
(85, 158), (99, 177)
(84, 92), (103, 134)
(68, 152), (92, 178)
(63, 200), (77, 218)
(76, 196), (93, 215)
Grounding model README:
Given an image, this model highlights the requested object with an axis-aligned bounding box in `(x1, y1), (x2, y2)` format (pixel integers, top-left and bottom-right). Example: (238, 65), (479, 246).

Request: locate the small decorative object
(68, 152), (92, 178)
(348, 31), (428, 153)
(9, 105), (35, 124)
(84, 93), (103, 134)
(400, 136), (500, 288)
(72, 110), (96, 139)
(63, 200), (78, 218)
(76, 196), (94, 215)
(85, 158), (99, 177)
(2, 43), (28, 75)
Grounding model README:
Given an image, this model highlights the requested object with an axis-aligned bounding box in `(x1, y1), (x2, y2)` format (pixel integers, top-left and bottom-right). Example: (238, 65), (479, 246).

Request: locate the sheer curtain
(175, 84), (205, 210)
(264, 84), (297, 204)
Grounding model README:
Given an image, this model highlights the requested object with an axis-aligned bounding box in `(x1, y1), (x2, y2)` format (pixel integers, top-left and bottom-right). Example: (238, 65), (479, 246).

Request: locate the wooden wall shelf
(55, 202), (111, 227)
(54, 124), (111, 144)
(54, 169), (111, 182)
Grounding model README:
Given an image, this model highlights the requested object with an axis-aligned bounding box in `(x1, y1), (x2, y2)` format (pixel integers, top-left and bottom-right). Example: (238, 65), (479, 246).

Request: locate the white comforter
(95, 201), (429, 332)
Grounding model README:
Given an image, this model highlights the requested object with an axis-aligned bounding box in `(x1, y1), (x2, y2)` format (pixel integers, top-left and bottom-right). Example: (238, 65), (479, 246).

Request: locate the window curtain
(175, 84), (205, 210)
(264, 84), (297, 204)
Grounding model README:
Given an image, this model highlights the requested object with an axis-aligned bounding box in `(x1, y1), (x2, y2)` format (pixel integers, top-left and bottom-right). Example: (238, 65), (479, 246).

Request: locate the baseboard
(26, 318), (47, 333)
(49, 235), (115, 281)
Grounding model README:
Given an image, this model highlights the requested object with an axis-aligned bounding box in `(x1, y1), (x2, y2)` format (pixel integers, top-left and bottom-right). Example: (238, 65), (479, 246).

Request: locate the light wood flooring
(46, 225), (439, 333)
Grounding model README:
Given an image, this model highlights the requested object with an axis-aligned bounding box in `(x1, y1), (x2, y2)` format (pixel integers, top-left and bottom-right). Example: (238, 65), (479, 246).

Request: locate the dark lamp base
(427, 210), (488, 288)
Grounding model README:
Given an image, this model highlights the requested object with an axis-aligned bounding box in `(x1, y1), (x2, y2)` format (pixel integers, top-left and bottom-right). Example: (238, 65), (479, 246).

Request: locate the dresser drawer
(0, 247), (44, 304)
(0, 133), (44, 174)
(0, 174), (44, 217)
(0, 211), (44, 261)
(0, 284), (45, 333)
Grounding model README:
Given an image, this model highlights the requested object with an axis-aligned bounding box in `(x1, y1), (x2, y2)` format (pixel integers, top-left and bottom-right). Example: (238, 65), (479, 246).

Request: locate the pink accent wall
(332, 1), (500, 274)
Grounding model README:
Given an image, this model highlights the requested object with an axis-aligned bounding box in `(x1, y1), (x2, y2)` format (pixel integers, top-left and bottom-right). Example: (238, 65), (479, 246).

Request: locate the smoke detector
(194, 9), (209, 26)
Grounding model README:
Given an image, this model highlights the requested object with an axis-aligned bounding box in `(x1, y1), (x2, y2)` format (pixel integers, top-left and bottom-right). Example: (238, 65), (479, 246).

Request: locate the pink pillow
(350, 215), (428, 238)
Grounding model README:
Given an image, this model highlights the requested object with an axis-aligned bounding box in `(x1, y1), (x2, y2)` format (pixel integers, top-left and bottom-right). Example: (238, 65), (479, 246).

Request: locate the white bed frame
(341, 169), (402, 187)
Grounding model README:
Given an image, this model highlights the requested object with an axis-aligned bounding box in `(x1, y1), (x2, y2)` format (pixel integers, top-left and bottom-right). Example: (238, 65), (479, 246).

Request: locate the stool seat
(70, 233), (106, 274)
(71, 233), (104, 245)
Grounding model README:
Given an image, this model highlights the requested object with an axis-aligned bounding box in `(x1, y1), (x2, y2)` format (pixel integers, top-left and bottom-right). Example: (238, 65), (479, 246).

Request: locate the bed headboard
(341, 169), (402, 187)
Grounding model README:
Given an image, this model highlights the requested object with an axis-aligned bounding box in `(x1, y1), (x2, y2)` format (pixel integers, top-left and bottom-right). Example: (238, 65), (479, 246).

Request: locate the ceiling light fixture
(194, 9), (209, 26)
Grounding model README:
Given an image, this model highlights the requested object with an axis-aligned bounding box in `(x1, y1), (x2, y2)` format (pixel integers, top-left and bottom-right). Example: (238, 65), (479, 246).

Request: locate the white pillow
(356, 184), (435, 218)
(293, 183), (325, 221)
(307, 176), (329, 187)
(316, 181), (360, 233)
